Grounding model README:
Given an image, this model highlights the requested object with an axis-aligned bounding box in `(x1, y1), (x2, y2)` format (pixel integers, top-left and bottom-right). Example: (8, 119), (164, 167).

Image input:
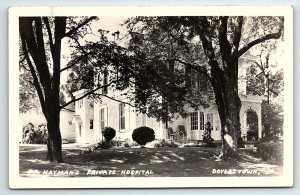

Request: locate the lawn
(19, 144), (282, 177)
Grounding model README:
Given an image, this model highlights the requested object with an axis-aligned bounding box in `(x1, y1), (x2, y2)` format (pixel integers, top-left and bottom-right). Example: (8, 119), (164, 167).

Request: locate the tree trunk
(211, 59), (242, 161)
(46, 111), (63, 162)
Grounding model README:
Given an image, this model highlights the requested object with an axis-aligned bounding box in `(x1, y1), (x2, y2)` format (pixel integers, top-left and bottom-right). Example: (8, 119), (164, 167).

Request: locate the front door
(190, 111), (204, 140)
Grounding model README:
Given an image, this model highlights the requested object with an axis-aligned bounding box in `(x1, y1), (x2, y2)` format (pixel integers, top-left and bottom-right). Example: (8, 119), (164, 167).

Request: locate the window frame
(100, 108), (105, 132)
(190, 112), (198, 131)
(89, 119), (94, 130)
(207, 113), (214, 131)
(119, 103), (125, 130)
(200, 112), (204, 130)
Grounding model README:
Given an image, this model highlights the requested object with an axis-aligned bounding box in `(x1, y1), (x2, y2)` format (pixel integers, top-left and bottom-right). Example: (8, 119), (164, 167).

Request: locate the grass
(19, 144), (283, 177)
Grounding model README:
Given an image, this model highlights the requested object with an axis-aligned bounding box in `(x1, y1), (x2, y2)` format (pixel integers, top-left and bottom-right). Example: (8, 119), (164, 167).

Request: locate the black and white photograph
(9, 6), (293, 188)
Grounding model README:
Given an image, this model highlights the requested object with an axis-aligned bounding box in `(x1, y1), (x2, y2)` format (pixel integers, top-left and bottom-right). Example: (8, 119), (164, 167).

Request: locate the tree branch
(60, 79), (114, 110)
(64, 16), (97, 37)
(237, 27), (283, 58)
(60, 52), (91, 73)
(218, 16), (232, 59)
(42, 17), (55, 56)
(172, 58), (211, 80)
(20, 36), (47, 117)
(66, 35), (88, 54)
(232, 16), (244, 55)
(19, 17), (52, 92)
(19, 55), (26, 64)
(93, 93), (152, 118)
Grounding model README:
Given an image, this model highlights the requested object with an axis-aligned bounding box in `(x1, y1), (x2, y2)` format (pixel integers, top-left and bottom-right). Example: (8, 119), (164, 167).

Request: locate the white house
(72, 55), (266, 144)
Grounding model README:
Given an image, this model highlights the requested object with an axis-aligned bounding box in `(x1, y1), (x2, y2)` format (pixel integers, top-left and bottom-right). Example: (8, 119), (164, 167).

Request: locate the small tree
(132, 126), (155, 147)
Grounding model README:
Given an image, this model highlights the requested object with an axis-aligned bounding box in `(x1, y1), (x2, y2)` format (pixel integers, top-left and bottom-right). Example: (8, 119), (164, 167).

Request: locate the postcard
(9, 6), (293, 188)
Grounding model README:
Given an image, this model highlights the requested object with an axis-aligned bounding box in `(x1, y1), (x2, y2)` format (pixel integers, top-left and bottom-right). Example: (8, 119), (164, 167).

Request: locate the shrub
(256, 140), (283, 165)
(22, 123), (48, 144)
(203, 122), (214, 144)
(102, 127), (116, 143)
(153, 139), (181, 148)
(132, 126), (155, 147)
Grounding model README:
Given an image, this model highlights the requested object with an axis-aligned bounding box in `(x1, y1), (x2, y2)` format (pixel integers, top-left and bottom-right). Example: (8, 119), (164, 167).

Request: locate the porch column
(186, 113), (191, 140)
(239, 105), (247, 141)
(257, 107), (263, 139)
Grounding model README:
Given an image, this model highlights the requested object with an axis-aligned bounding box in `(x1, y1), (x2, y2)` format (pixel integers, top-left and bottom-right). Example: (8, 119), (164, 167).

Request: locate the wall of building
(94, 95), (138, 143)
(19, 109), (76, 143)
(73, 89), (94, 144)
(185, 105), (222, 141)
(60, 111), (76, 143)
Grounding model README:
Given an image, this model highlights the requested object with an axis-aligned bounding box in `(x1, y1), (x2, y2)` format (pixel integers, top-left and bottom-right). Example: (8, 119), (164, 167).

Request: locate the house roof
(72, 89), (88, 97)
(61, 102), (75, 112)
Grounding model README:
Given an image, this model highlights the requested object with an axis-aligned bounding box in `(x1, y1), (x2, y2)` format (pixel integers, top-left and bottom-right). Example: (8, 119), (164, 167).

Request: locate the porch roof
(240, 94), (266, 103)
(72, 115), (82, 124)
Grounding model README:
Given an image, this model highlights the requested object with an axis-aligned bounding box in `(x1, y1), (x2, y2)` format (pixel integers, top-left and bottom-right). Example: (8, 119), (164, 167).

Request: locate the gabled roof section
(72, 115), (82, 123)
(72, 89), (88, 97)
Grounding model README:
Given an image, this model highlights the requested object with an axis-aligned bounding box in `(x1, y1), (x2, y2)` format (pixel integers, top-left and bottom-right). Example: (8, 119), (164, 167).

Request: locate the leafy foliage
(256, 140), (283, 165)
(125, 17), (215, 123)
(262, 102), (284, 138)
(132, 126), (155, 147)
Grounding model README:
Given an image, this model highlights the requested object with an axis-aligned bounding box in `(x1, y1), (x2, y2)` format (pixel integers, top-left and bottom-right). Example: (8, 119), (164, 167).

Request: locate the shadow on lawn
(19, 145), (281, 177)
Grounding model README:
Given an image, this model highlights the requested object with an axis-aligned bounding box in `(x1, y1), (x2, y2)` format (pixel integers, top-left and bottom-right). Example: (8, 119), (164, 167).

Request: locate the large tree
(126, 16), (283, 160)
(19, 17), (133, 162)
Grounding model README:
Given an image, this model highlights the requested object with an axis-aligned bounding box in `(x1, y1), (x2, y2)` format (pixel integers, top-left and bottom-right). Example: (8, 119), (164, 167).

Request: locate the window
(79, 124), (82, 137)
(215, 114), (220, 131)
(198, 78), (208, 92)
(119, 103), (125, 130)
(142, 113), (146, 126)
(78, 99), (83, 108)
(100, 108), (105, 132)
(200, 112), (204, 130)
(207, 113), (213, 130)
(191, 72), (208, 92)
(103, 71), (108, 94)
(90, 119), (93, 129)
(190, 112), (198, 130)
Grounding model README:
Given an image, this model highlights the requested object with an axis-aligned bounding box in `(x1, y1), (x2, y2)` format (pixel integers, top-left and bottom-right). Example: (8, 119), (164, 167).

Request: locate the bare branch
(66, 35), (88, 54)
(237, 27), (283, 58)
(60, 79), (114, 110)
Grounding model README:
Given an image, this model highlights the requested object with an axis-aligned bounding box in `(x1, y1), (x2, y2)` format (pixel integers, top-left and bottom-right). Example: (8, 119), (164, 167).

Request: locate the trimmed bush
(256, 140), (283, 165)
(102, 127), (116, 142)
(132, 126), (155, 147)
